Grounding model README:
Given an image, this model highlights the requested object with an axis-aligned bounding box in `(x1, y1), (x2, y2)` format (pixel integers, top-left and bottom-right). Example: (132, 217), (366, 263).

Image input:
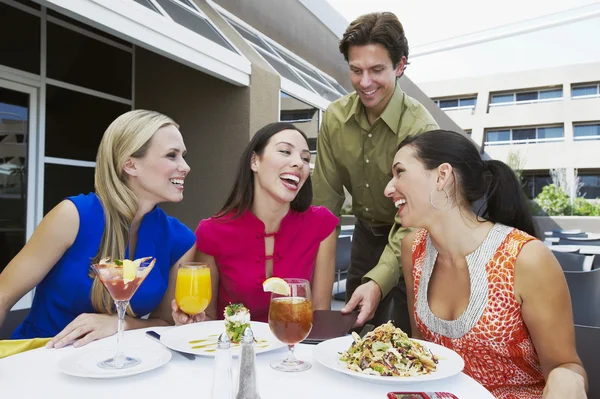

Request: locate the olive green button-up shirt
(312, 83), (439, 297)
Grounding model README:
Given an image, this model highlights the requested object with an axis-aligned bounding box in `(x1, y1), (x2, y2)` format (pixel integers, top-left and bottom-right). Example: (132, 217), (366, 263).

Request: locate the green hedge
(533, 184), (600, 216)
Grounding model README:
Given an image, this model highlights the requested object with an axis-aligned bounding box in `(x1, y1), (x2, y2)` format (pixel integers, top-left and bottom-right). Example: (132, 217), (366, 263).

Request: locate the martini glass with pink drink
(91, 257), (155, 369)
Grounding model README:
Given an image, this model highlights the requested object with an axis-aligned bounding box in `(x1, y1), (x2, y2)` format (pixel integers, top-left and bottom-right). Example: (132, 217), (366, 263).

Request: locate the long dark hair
(215, 122), (313, 219)
(399, 130), (536, 236)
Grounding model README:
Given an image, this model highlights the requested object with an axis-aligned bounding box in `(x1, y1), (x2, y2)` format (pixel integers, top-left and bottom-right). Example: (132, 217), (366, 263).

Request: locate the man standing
(312, 12), (439, 331)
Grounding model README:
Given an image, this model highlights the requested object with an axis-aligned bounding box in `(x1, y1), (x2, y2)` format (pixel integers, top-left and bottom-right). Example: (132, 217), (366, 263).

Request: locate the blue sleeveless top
(12, 193), (196, 339)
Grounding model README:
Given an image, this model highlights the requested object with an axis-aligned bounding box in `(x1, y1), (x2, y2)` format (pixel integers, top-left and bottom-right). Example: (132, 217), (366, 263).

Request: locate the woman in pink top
(183, 122), (338, 323)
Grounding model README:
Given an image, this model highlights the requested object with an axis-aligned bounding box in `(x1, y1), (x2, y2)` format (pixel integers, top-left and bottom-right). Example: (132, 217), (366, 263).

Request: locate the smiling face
(251, 129), (311, 206)
(383, 145), (440, 228)
(348, 43), (405, 119)
(125, 124), (190, 204)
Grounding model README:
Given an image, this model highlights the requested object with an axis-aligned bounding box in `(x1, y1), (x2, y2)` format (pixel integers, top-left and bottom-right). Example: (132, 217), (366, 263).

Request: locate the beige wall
(135, 47), (252, 228)
(418, 62), (600, 171)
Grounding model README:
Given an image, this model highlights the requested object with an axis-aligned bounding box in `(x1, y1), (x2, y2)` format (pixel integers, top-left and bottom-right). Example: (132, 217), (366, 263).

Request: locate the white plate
(160, 320), (286, 357)
(57, 344), (171, 379)
(314, 336), (464, 384)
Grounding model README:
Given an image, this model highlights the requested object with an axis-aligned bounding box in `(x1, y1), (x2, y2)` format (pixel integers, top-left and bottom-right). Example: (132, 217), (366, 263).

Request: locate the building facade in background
(420, 62), (600, 200)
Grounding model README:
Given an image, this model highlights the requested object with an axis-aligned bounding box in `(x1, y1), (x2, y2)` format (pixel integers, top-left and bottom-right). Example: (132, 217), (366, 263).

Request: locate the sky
(326, 0), (600, 82)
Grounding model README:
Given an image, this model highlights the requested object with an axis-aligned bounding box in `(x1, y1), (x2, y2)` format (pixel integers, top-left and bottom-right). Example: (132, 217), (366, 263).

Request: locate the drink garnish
(262, 277), (291, 296)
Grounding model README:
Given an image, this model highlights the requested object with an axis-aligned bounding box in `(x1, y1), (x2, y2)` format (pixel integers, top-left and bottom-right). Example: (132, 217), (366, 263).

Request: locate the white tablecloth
(0, 327), (495, 399)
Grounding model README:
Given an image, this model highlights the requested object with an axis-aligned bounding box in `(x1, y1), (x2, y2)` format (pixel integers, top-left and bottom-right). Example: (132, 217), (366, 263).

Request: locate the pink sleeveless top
(412, 224), (545, 398)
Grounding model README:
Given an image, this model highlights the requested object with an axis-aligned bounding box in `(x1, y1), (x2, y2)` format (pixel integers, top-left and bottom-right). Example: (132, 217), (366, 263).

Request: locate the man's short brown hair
(339, 12), (409, 68)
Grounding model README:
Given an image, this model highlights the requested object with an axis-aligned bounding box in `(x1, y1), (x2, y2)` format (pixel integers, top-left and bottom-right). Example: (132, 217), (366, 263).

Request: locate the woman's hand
(543, 367), (586, 399)
(46, 313), (118, 349)
(170, 299), (206, 326)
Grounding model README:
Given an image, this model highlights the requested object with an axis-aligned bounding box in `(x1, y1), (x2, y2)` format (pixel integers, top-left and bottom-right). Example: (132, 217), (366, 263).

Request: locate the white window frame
(573, 122), (600, 141)
(489, 88), (563, 107)
(484, 126), (565, 146)
(38, 0), (251, 86)
(571, 83), (600, 100)
(433, 96), (476, 111)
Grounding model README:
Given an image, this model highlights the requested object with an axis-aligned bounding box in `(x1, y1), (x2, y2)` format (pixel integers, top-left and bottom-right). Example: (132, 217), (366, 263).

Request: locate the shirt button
(368, 133), (372, 138)
(365, 183), (369, 188)
(365, 208), (369, 212)
(366, 159), (370, 163)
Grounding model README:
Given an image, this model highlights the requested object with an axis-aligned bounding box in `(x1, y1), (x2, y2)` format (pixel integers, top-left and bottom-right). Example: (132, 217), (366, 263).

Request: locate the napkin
(0, 338), (51, 359)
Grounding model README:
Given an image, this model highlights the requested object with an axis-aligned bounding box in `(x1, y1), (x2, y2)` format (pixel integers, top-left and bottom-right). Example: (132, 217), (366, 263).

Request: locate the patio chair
(552, 231), (588, 238)
(552, 250), (587, 272)
(333, 236), (351, 301)
(575, 325), (600, 399)
(564, 268), (600, 327)
(559, 238), (600, 247)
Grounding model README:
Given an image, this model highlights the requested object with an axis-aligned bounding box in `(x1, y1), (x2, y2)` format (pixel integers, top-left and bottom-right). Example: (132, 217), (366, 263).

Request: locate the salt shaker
(236, 327), (260, 399)
(210, 332), (234, 399)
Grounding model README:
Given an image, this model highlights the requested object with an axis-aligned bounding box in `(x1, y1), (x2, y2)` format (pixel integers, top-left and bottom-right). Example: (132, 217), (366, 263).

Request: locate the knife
(146, 330), (196, 360)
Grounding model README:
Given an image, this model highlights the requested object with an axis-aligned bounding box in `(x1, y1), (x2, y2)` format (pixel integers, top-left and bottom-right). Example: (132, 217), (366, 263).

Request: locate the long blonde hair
(90, 110), (178, 314)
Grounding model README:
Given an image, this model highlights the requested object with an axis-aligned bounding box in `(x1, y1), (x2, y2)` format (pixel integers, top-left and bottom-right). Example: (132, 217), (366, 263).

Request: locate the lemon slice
(122, 259), (136, 284)
(262, 277), (290, 296)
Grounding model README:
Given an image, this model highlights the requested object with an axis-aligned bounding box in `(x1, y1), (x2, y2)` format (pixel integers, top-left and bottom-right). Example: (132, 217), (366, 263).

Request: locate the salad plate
(313, 335), (464, 384)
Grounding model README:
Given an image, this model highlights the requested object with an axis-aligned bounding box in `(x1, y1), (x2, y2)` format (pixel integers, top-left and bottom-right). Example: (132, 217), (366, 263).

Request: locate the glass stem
(284, 344), (298, 365)
(114, 300), (128, 367)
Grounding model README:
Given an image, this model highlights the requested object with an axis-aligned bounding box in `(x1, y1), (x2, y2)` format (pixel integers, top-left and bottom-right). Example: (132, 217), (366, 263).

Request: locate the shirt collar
(345, 82), (405, 134)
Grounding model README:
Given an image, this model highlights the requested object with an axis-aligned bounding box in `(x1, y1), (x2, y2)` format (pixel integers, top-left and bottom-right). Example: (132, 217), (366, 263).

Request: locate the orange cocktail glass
(268, 278), (313, 372)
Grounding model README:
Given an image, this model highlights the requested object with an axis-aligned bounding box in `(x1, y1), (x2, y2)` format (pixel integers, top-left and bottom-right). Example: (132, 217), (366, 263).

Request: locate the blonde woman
(0, 110), (196, 348)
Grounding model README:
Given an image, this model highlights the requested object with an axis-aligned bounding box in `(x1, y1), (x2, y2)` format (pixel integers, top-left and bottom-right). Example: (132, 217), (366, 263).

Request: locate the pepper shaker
(210, 332), (234, 399)
(236, 327), (260, 399)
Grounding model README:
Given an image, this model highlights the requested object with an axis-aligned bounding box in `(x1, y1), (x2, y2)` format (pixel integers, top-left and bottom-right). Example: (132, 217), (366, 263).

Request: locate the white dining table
(0, 327), (495, 399)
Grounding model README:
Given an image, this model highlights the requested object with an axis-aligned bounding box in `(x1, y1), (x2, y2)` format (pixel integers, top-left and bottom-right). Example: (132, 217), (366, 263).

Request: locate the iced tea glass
(268, 278), (313, 372)
(175, 262), (211, 316)
(91, 257), (155, 369)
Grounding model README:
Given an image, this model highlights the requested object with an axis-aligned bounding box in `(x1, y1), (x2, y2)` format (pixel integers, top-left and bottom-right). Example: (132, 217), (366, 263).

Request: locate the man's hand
(341, 280), (382, 327)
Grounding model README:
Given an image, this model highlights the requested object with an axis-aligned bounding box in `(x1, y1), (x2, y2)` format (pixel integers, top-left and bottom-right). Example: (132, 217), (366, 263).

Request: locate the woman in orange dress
(384, 130), (586, 398)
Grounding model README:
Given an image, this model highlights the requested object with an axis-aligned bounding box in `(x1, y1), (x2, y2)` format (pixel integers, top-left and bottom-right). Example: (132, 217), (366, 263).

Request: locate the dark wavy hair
(215, 122), (313, 219)
(339, 12), (409, 69)
(399, 130), (536, 236)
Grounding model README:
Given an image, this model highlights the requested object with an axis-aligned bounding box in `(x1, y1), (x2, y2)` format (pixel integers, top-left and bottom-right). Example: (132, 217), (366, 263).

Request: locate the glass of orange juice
(175, 262), (211, 316)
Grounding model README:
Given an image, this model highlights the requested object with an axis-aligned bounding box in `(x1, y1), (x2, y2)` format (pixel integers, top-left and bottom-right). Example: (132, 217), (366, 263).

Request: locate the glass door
(0, 78), (38, 310)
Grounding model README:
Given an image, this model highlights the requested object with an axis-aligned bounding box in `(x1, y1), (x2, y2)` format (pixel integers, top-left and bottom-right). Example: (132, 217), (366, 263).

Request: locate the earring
(429, 188), (449, 210)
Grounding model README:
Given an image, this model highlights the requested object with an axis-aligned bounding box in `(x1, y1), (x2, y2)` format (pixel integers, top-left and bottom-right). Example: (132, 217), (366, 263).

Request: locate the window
(580, 174), (600, 199)
(45, 85), (131, 161)
(222, 13), (347, 106)
(433, 96), (476, 110)
(574, 123), (600, 141)
(486, 130), (510, 143)
(522, 173), (552, 199)
(47, 22), (132, 98)
(572, 83), (600, 99)
(280, 92), (319, 157)
(0, 2), (40, 74)
(154, 0), (236, 52)
(489, 87), (563, 107)
(485, 126), (564, 145)
(464, 129), (472, 136)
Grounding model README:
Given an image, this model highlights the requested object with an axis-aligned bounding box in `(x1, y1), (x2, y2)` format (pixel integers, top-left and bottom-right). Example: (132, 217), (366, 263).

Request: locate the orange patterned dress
(412, 224), (545, 399)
